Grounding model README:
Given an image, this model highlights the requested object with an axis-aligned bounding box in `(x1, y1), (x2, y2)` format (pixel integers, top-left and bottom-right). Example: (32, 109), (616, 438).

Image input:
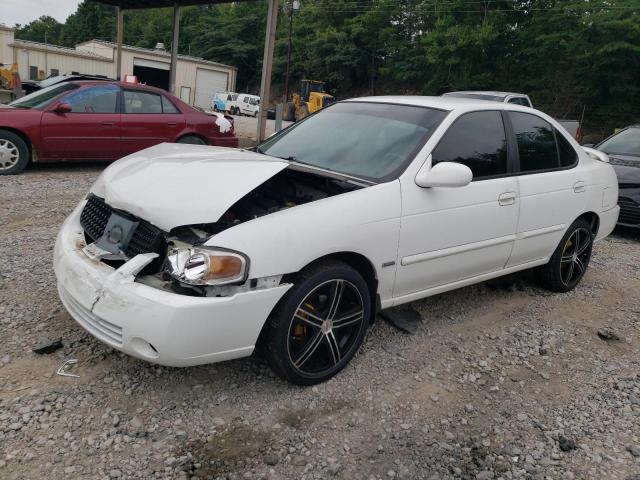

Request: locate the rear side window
(123, 90), (162, 114)
(557, 131), (578, 167)
(432, 111), (508, 179)
(509, 112), (557, 172)
(162, 95), (180, 113)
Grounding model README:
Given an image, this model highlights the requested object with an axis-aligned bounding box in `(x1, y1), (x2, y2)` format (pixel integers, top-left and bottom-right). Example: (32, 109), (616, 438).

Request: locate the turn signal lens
(167, 247), (248, 286)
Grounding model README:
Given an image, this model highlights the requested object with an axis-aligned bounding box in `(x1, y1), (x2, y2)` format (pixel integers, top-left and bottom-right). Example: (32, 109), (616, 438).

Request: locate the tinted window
(557, 131), (578, 167)
(63, 85), (118, 113)
(509, 112), (558, 172)
(259, 102), (447, 181)
(508, 97), (531, 107)
(597, 127), (640, 157)
(162, 95), (180, 113)
(432, 111), (508, 179)
(124, 90), (162, 114)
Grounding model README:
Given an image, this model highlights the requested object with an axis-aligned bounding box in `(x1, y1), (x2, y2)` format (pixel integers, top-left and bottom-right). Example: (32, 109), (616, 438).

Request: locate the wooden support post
(169, 3), (181, 94)
(257, 0), (279, 143)
(116, 7), (124, 81)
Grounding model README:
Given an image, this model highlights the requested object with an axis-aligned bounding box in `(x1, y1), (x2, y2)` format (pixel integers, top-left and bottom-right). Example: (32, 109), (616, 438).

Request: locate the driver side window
(62, 85), (119, 113)
(432, 111), (508, 180)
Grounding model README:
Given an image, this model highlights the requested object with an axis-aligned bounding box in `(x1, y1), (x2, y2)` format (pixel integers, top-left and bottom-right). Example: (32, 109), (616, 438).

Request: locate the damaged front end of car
(78, 162), (367, 299)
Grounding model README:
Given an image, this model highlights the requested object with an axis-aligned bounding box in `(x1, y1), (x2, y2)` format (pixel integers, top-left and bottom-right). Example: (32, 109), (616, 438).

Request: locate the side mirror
(581, 143), (594, 148)
(415, 158), (473, 188)
(53, 102), (72, 114)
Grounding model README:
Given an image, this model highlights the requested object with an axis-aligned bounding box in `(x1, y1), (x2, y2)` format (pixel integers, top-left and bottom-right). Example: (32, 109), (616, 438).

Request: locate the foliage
(13, 0), (640, 133)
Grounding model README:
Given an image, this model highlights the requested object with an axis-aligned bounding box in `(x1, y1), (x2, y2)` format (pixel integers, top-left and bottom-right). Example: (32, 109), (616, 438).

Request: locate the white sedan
(54, 96), (619, 385)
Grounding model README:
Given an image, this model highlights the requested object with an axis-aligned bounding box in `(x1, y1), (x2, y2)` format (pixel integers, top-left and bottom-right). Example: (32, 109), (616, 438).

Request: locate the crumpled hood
(91, 143), (288, 231)
(609, 154), (640, 185)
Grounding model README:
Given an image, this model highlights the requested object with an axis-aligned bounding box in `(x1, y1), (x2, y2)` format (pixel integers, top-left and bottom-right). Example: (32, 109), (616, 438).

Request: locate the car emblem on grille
(107, 225), (124, 244)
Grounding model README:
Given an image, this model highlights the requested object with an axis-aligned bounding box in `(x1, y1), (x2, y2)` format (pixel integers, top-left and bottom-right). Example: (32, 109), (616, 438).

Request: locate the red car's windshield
(9, 83), (78, 110)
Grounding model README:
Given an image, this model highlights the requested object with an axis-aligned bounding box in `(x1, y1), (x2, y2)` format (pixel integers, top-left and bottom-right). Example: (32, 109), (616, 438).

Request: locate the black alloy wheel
(262, 261), (371, 385)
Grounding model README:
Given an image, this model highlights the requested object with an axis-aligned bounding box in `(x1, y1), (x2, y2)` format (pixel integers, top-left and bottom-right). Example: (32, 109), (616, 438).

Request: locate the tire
(263, 261), (371, 385)
(535, 218), (594, 292)
(177, 135), (206, 145)
(0, 130), (29, 175)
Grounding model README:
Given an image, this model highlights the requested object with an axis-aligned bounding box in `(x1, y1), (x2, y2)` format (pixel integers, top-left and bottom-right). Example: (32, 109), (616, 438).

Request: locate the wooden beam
(169, 3), (181, 94)
(116, 7), (124, 80)
(257, 0), (279, 142)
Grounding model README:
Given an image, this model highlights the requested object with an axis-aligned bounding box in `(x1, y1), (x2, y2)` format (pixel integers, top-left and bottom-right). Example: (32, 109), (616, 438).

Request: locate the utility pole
(283, 0), (300, 103)
(257, 0), (279, 142)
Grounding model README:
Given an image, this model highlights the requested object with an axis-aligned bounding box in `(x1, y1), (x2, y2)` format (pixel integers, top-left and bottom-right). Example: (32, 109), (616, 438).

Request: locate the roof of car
(69, 80), (169, 94)
(443, 91), (527, 98)
(346, 95), (516, 110)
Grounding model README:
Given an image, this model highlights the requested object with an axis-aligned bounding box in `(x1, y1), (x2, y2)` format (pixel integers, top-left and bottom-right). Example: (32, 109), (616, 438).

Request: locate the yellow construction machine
(284, 80), (335, 121)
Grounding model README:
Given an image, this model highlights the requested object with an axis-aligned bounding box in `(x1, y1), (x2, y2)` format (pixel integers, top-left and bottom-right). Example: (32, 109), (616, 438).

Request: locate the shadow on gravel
(24, 162), (106, 175)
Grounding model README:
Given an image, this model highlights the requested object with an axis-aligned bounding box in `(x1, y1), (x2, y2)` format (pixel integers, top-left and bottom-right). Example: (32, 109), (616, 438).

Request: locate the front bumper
(53, 203), (290, 367)
(617, 189), (640, 228)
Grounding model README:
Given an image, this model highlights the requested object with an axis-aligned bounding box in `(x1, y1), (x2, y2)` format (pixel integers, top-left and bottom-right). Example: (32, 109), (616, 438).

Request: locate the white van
(237, 93), (260, 117)
(212, 92), (239, 114)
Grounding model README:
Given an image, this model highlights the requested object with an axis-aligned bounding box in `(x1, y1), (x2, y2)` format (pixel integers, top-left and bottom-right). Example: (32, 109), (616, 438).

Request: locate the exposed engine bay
(135, 167), (365, 296)
(166, 167), (364, 245)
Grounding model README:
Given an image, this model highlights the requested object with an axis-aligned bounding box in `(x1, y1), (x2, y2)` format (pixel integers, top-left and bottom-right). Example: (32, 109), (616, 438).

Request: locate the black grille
(80, 194), (165, 258)
(618, 196), (640, 226)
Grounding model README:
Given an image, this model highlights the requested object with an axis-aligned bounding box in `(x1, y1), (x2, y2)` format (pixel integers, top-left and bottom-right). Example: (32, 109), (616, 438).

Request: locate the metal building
(0, 25), (237, 109)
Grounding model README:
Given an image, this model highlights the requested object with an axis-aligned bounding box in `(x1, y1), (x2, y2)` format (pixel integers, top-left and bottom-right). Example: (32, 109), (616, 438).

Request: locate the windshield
(9, 83), (77, 110)
(597, 127), (640, 158)
(258, 102), (447, 181)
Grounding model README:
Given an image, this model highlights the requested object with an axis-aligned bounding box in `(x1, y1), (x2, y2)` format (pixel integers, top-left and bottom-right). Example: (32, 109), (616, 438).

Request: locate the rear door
(40, 84), (121, 161)
(120, 88), (186, 156)
(505, 111), (585, 267)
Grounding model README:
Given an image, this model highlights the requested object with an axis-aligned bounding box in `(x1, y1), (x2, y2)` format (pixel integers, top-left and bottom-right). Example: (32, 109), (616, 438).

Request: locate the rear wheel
(0, 130), (29, 175)
(263, 261), (371, 385)
(177, 135), (206, 145)
(535, 218), (593, 292)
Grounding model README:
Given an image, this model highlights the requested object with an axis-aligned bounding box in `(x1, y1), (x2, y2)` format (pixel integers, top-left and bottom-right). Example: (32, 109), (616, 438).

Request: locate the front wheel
(262, 261), (371, 385)
(0, 130), (29, 175)
(535, 218), (593, 292)
(177, 135), (206, 145)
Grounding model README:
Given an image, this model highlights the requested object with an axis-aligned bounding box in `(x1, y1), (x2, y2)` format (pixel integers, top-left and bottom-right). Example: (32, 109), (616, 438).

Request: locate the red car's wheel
(0, 130), (29, 175)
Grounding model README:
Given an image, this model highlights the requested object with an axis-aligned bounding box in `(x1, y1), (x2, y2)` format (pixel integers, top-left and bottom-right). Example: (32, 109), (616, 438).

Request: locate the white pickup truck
(442, 91), (580, 140)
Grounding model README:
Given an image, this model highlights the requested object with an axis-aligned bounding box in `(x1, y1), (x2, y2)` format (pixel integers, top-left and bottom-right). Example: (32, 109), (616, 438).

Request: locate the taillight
(575, 126), (580, 141)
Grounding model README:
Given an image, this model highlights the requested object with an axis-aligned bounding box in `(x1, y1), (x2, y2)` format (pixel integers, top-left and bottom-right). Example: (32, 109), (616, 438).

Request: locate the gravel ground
(1, 165), (639, 480)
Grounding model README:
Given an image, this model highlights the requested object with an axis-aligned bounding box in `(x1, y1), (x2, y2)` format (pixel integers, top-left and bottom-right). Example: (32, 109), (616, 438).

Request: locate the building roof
(9, 39), (113, 62)
(77, 39), (237, 70)
(92, 0), (251, 9)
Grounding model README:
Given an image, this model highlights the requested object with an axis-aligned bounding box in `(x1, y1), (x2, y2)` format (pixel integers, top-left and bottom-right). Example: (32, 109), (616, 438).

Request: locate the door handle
(101, 121), (114, 126)
(498, 192), (517, 206)
(167, 122), (177, 126)
(573, 181), (586, 193)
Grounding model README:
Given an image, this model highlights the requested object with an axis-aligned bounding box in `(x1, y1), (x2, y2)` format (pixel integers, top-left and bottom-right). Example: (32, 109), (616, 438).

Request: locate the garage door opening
(133, 65), (169, 91)
(133, 58), (170, 91)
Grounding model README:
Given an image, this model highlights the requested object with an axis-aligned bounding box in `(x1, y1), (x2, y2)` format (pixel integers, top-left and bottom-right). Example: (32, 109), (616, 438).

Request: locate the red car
(0, 81), (238, 175)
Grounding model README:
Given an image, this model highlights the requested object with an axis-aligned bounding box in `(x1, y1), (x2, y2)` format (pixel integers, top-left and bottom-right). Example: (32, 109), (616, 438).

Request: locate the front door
(40, 84), (121, 161)
(395, 110), (520, 298)
(120, 88), (186, 157)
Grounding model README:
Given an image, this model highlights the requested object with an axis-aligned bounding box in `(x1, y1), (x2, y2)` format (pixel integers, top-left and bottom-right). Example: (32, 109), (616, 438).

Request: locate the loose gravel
(1, 164), (639, 480)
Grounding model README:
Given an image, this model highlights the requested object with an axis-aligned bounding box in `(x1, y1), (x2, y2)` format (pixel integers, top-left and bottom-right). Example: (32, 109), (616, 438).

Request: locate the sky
(2, 0), (82, 27)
